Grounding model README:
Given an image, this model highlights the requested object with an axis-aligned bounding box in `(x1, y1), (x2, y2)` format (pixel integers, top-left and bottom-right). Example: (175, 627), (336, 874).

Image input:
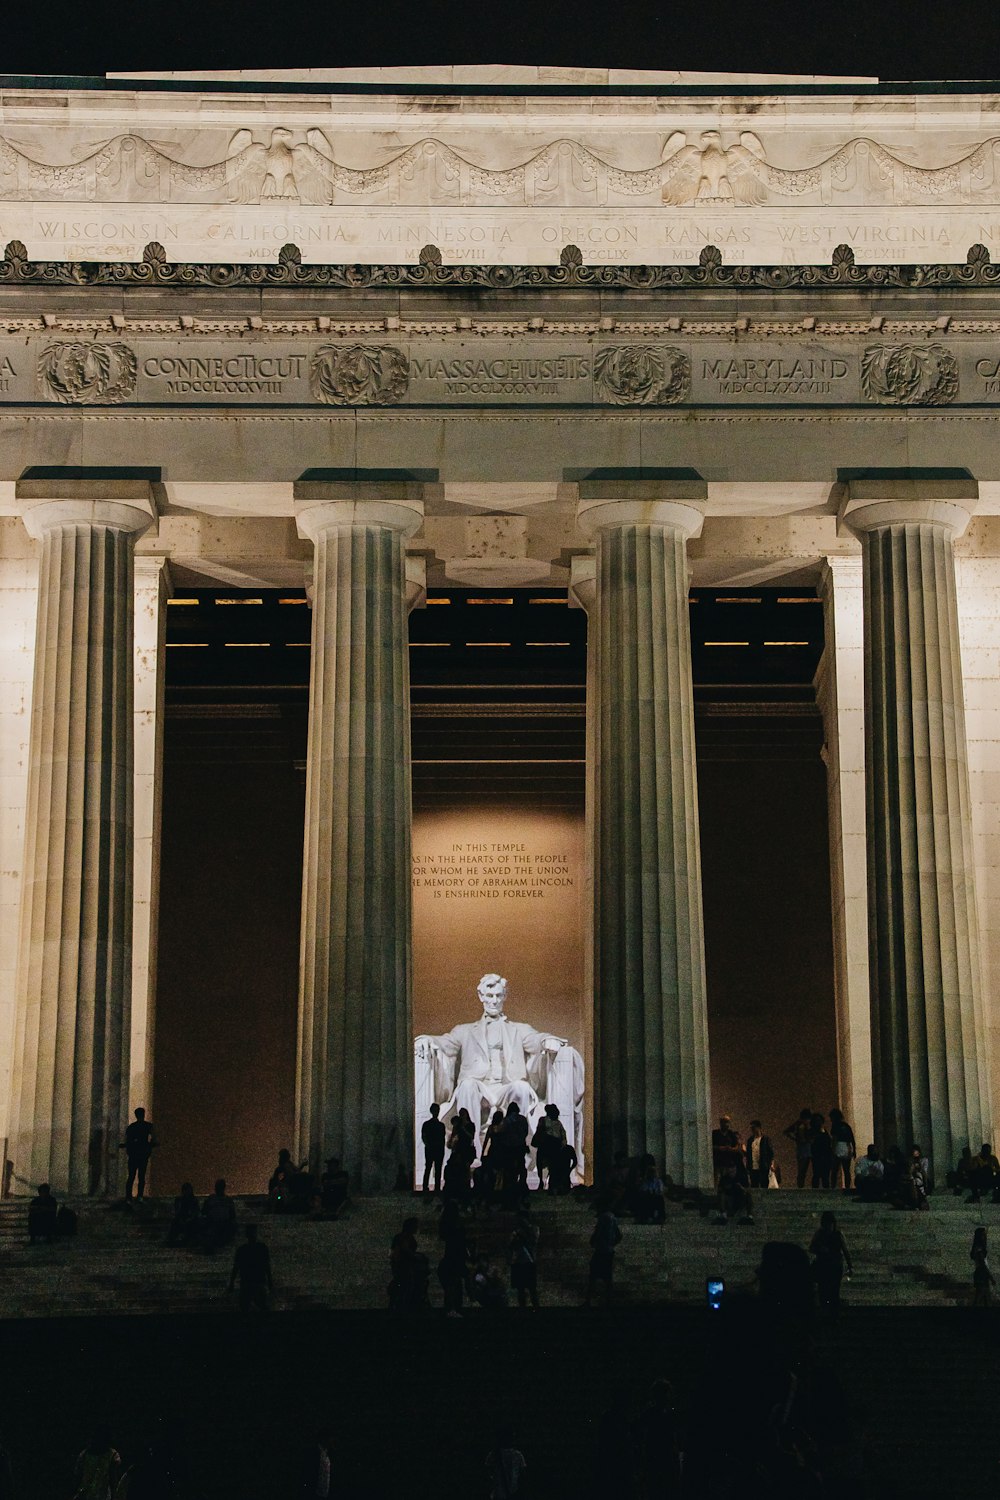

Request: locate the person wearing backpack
(72, 1424), (121, 1500)
(829, 1108), (857, 1192)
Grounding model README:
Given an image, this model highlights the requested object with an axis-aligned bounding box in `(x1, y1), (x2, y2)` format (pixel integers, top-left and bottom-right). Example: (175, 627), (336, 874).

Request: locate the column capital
(16, 478), (156, 542)
(293, 480), (423, 543)
(568, 553), (597, 612)
(577, 480), (707, 541)
(838, 478), (978, 541)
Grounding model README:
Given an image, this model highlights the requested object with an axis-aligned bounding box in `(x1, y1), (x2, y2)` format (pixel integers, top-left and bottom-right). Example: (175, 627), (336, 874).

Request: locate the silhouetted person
(810, 1113), (834, 1189)
(228, 1223), (273, 1313)
(319, 1158), (349, 1217)
(501, 1101), (530, 1203)
(757, 1240), (815, 1318)
(509, 1212), (540, 1307)
(585, 1197), (621, 1306)
(201, 1178), (236, 1252)
(746, 1119), (775, 1190)
(810, 1209), (852, 1310)
(968, 1143), (999, 1203)
(971, 1226), (995, 1307)
(388, 1216), (428, 1311)
(268, 1148), (310, 1213)
(437, 1198), (469, 1317)
(784, 1107), (814, 1188)
(548, 1138), (578, 1196)
(531, 1102), (566, 1191)
(165, 1182), (200, 1247)
(27, 1183), (57, 1245)
(421, 1103), (446, 1194)
(120, 1107), (157, 1201)
(829, 1107), (857, 1191)
(300, 1428), (333, 1499)
(711, 1114), (743, 1187)
(634, 1159), (667, 1223)
(855, 1145), (885, 1202)
(485, 1426), (526, 1499)
(443, 1118), (474, 1203)
(72, 1422), (122, 1500)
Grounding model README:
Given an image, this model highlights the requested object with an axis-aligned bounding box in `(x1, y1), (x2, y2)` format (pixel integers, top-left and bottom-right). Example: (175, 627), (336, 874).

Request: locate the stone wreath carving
(860, 343), (959, 405)
(594, 344), (689, 404)
(38, 341), (136, 403)
(309, 344), (409, 405)
(3, 127), (1000, 207)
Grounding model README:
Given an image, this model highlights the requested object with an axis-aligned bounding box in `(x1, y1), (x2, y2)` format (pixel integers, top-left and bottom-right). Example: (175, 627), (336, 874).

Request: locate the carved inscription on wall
(14, 335), (1000, 409)
(413, 842), (576, 902)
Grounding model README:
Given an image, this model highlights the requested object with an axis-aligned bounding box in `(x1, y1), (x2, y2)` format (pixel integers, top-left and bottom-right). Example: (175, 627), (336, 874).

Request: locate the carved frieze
(594, 345), (689, 404)
(309, 344), (409, 405)
(38, 341), (136, 403)
(2, 128), (1000, 209)
(860, 343), (959, 405)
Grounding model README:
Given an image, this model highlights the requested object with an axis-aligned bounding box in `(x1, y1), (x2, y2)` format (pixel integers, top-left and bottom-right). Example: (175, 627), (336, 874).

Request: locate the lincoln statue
(414, 974), (585, 1178)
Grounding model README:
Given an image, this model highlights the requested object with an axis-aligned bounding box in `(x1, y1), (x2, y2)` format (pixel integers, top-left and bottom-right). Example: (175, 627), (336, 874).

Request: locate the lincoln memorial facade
(2, 69), (1000, 1196)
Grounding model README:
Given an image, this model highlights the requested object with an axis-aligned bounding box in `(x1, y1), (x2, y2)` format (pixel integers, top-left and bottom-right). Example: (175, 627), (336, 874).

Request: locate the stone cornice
(4, 240), (1000, 292)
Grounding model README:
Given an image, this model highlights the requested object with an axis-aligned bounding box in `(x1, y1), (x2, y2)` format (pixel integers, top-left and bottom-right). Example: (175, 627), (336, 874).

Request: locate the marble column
(842, 479), (992, 1171)
(130, 555), (171, 1121)
(295, 482), (423, 1193)
(10, 480), (154, 1195)
(815, 555), (874, 1148)
(578, 482), (712, 1188)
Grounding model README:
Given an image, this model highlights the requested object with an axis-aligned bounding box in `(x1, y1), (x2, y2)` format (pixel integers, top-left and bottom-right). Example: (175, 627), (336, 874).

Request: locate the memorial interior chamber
(153, 584), (838, 1193)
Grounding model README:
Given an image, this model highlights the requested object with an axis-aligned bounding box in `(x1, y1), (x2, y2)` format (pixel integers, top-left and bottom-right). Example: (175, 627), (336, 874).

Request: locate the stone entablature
(3, 331), (999, 408)
(3, 81), (1000, 265)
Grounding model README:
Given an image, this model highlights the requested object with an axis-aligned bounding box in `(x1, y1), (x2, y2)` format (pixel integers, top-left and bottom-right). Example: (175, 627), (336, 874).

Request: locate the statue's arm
(414, 1027), (461, 1061)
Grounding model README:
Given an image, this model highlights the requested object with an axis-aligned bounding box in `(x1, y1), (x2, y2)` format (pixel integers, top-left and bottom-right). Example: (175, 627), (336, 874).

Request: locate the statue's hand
(544, 1037), (565, 1055)
(414, 1036), (436, 1063)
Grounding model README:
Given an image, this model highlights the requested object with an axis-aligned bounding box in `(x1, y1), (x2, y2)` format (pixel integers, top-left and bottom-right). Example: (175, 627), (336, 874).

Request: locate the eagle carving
(660, 130), (767, 205)
(218, 127), (350, 204)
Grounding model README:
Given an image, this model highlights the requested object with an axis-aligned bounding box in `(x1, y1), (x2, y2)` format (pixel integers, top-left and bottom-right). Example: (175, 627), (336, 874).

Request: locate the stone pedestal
(578, 484), (713, 1188)
(295, 483), (423, 1192)
(10, 481), (154, 1195)
(842, 480), (992, 1170)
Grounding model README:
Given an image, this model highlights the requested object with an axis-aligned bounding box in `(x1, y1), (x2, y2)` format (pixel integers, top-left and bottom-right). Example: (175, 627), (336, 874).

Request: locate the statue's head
(477, 973), (507, 1017)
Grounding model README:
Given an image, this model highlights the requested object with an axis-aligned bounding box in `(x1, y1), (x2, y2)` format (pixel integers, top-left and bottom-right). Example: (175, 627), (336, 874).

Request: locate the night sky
(4, 0), (1000, 85)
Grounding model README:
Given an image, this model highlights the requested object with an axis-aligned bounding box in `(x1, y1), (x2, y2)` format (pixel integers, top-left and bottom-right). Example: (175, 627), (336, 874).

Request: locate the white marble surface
(1, 81), (999, 264)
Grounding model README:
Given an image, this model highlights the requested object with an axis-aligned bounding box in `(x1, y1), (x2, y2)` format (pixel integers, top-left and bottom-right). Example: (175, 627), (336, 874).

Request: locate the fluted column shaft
(580, 490), (712, 1187)
(845, 483), (992, 1171)
(11, 487), (153, 1195)
(296, 490), (422, 1193)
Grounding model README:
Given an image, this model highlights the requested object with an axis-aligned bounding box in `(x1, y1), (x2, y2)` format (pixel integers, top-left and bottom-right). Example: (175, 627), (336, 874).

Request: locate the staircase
(0, 1187), (990, 1316)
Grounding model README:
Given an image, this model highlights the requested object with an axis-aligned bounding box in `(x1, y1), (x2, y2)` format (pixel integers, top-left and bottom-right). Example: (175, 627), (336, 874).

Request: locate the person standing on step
(745, 1120), (775, 1191)
(421, 1103), (446, 1195)
(711, 1114), (743, 1189)
(809, 1114), (834, 1190)
(809, 1210), (853, 1311)
(228, 1223), (273, 1313)
(485, 1426), (527, 1500)
(970, 1227), (995, 1307)
(201, 1178), (237, 1253)
(71, 1423), (121, 1500)
(27, 1182), (58, 1245)
(784, 1108), (814, 1189)
(509, 1212), (540, 1308)
(585, 1197), (622, 1306)
(829, 1108), (857, 1193)
(120, 1107), (157, 1202)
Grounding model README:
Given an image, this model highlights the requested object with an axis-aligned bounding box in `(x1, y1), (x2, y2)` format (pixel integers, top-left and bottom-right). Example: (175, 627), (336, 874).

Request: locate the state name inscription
(5, 335), (1000, 408)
